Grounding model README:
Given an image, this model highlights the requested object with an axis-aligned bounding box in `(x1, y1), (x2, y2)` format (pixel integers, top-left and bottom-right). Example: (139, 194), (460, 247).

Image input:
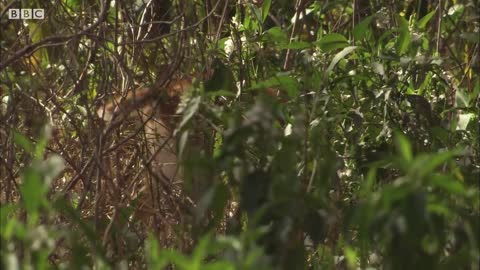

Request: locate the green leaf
(251, 74), (299, 97)
(344, 246), (358, 269)
(394, 132), (412, 163)
(353, 16), (374, 40)
(430, 126), (449, 143)
(20, 166), (46, 217)
(14, 131), (34, 154)
(204, 262), (235, 270)
(395, 15), (411, 55)
(279, 41), (311, 49)
(146, 234), (169, 269)
(417, 72), (433, 95)
(250, 5), (263, 25)
(4, 253), (20, 270)
(195, 187), (216, 223)
(261, 0), (272, 22)
(206, 90), (237, 98)
(459, 32), (480, 43)
(41, 154), (65, 186)
(176, 96), (201, 133)
(411, 148), (464, 177)
(372, 61), (385, 76)
(456, 113), (474, 130)
(0, 204), (18, 239)
(53, 198), (101, 253)
(192, 235), (211, 263)
(326, 46), (357, 73)
(199, 186), (230, 230)
(428, 203), (453, 218)
(34, 125), (52, 160)
(316, 33), (349, 52)
(418, 10), (436, 29)
(207, 184), (230, 228)
(265, 26), (288, 43)
(64, 0), (81, 10)
(455, 89), (471, 108)
(447, 4), (464, 17)
(28, 22), (50, 67)
(159, 249), (191, 269)
(430, 174), (466, 195)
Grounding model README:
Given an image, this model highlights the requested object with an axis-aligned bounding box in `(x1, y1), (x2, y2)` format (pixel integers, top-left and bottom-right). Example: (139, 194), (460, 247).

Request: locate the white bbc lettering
(8, 9), (20, 19)
(33, 9), (44, 19)
(8, 9), (44, 19)
(22, 9), (32, 19)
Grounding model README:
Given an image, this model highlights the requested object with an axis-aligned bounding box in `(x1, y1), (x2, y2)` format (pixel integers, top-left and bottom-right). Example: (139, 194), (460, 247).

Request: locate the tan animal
(96, 72), (204, 231)
(97, 69), (280, 232)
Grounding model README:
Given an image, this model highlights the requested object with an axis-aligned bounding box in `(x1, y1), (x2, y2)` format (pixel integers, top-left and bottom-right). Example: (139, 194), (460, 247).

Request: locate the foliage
(1, 0), (479, 269)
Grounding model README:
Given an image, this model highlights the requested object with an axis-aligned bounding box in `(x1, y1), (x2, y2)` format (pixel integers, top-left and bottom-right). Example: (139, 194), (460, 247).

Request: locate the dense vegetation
(1, 0), (479, 269)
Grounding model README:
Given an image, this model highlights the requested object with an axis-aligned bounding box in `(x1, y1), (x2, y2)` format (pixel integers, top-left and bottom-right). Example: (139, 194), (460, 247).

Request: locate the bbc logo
(8, 9), (44, 20)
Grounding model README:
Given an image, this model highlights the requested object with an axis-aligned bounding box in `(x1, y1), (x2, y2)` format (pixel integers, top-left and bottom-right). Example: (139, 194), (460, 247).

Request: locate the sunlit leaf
(447, 4), (464, 17)
(344, 246), (357, 269)
(456, 113), (474, 130)
(326, 46), (357, 73)
(455, 89), (470, 108)
(34, 125), (52, 160)
(40, 155), (65, 186)
(28, 22), (50, 68)
(4, 253), (19, 270)
(418, 10), (436, 29)
(372, 61), (385, 76)
(176, 96), (201, 133)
